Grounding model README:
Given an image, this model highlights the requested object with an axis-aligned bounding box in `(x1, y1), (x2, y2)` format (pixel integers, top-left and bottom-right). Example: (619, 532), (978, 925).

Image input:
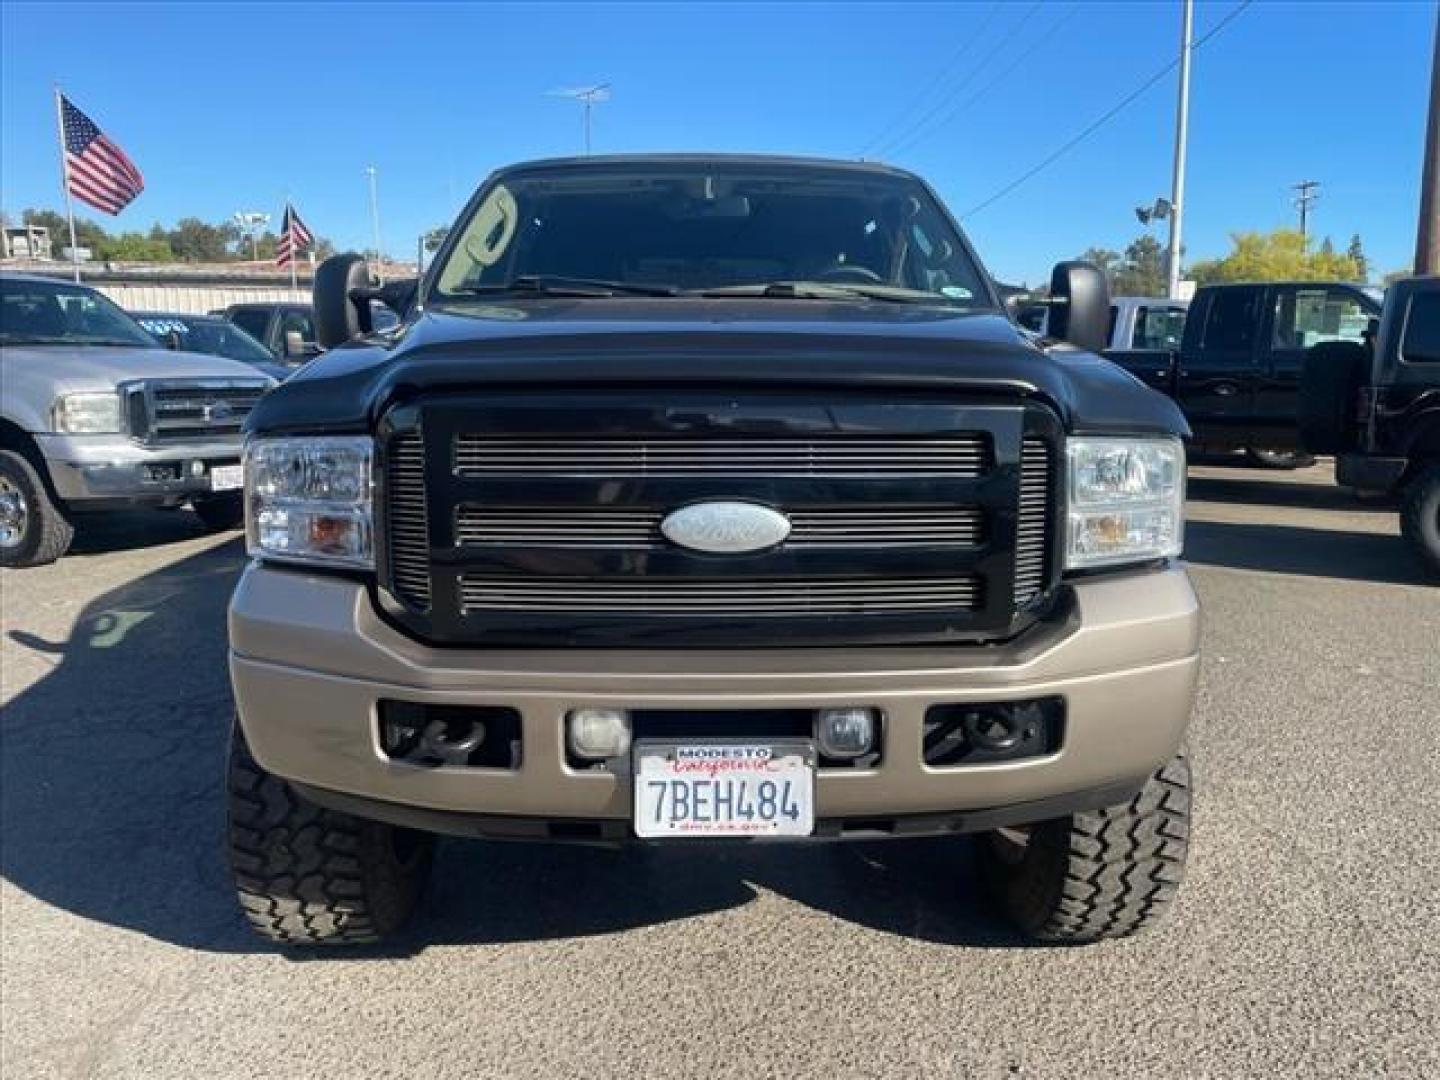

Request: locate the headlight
(52, 392), (122, 434)
(1065, 437), (1184, 570)
(244, 436), (373, 568)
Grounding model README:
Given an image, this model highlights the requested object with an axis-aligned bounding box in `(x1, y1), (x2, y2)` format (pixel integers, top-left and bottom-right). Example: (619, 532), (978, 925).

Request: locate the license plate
(209, 464), (243, 491)
(633, 741), (815, 838)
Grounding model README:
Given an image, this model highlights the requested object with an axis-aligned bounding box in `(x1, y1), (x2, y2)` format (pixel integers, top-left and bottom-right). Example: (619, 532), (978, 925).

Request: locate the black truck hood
(248, 298), (1189, 437)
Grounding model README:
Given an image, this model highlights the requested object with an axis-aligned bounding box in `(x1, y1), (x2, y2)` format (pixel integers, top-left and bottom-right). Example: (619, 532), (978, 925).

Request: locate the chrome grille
(1014, 437), (1052, 605)
(459, 575), (983, 616)
(453, 435), (991, 477)
(387, 433), (431, 609)
(454, 506), (984, 547)
(126, 380), (268, 443)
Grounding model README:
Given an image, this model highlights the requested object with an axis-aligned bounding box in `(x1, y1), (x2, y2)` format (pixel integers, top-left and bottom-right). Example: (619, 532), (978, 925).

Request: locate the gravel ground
(1, 462), (1436, 1079)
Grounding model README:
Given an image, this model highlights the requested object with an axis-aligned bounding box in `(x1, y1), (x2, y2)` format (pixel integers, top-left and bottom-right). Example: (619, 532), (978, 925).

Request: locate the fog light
(190, 459), (206, 477)
(566, 708), (632, 760)
(816, 707), (877, 759)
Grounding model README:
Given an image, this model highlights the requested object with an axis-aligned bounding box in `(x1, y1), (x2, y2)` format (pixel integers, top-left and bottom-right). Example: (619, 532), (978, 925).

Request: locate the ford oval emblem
(661, 501), (791, 554)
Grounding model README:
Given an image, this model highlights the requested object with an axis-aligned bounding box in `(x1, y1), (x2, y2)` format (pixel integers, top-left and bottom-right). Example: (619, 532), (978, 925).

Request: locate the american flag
(275, 203), (314, 268)
(60, 96), (144, 216)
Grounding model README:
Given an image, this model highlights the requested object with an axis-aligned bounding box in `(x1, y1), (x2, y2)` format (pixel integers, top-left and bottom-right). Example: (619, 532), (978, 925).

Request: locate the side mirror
(283, 330), (306, 359)
(314, 253), (417, 349)
(313, 253), (374, 348)
(1047, 260), (1110, 353)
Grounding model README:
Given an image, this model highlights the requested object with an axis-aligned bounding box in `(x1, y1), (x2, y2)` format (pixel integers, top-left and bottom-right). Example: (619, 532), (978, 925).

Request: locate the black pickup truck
(1107, 281), (1382, 465)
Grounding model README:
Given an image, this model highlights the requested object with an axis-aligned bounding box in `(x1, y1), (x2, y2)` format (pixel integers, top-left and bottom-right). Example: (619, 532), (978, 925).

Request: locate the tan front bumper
(229, 565), (1200, 823)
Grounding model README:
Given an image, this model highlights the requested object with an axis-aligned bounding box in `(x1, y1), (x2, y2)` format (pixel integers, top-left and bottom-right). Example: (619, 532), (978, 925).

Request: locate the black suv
(1301, 275), (1440, 574)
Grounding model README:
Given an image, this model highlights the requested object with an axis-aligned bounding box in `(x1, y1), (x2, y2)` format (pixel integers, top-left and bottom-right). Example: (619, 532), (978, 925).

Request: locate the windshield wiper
(452, 275), (679, 298)
(693, 281), (953, 304)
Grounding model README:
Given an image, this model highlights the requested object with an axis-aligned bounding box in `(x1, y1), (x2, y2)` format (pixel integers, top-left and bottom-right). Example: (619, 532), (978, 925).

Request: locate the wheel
(227, 721), (434, 945)
(1245, 448), (1316, 470)
(1400, 464), (1440, 578)
(977, 753), (1191, 943)
(0, 448), (74, 568)
(1298, 340), (1367, 454)
(193, 493), (244, 532)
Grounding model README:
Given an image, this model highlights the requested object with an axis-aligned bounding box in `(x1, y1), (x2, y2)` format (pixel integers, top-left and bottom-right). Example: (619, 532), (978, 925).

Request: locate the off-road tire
(977, 753), (1191, 944)
(1400, 464), (1440, 578)
(193, 493), (244, 532)
(0, 449), (74, 568)
(227, 723), (434, 945)
(1245, 448), (1316, 470)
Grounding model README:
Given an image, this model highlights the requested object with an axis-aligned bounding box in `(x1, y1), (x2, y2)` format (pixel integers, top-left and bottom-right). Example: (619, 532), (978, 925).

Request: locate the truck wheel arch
(1401, 409), (1440, 478)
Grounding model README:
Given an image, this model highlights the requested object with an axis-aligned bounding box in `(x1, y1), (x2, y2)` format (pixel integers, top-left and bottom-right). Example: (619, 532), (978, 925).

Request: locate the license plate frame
(633, 740), (816, 839)
(209, 464), (243, 492)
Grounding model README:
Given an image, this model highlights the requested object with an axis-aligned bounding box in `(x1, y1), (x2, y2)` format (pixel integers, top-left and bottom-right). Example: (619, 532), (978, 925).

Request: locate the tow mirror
(314, 253), (417, 348)
(1047, 260), (1110, 353)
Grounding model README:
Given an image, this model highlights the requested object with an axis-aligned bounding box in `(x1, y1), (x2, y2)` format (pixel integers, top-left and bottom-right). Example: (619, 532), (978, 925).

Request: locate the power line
(885, 4), (1081, 161)
(857, 1), (1004, 158)
(867, 1), (1045, 161)
(961, 0), (1255, 221)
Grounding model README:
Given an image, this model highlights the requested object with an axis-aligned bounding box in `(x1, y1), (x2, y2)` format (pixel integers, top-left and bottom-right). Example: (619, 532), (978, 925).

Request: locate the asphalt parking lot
(1, 461), (1435, 1079)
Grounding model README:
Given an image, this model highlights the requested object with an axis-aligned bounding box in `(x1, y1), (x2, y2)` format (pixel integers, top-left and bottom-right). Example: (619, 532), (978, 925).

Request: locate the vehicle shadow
(1185, 520), (1430, 585)
(0, 543), (1026, 958)
(66, 507), (216, 557)
(1186, 473), (1390, 513)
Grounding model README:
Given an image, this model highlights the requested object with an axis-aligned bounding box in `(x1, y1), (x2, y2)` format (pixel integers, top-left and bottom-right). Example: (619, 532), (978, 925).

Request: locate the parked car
(131, 311), (293, 381)
(0, 273), (274, 566)
(221, 301), (319, 361)
(1301, 274), (1439, 574)
(224, 299), (398, 361)
(1016, 295), (1189, 356)
(1108, 281), (1382, 467)
(225, 154), (1197, 947)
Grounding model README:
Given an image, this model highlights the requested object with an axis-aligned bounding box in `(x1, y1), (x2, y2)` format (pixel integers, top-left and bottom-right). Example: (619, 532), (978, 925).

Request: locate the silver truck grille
(454, 506), (985, 547)
(459, 575), (983, 616)
(453, 434), (991, 477)
(125, 380), (269, 443)
(387, 432), (432, 609)
(1013, 438), (1052, 605)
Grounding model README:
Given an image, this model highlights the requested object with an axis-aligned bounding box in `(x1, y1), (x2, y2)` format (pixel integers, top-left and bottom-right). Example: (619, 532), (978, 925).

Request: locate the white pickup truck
(1017, 294), (1189, 355)
(0, 272), (274, 566)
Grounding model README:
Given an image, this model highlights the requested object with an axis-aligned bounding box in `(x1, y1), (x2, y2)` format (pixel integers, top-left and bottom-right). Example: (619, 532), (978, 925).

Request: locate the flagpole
(286, 203), (298, 298)
(52, 86), (81, 283)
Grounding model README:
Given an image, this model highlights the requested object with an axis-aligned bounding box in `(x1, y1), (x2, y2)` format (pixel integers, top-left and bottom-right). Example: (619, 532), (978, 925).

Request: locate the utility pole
(1416, 4), (1440, 275)
(365, 165), (384, 285)
(1293, 180), (1320, 242)
(1166, 0), (1193, 300)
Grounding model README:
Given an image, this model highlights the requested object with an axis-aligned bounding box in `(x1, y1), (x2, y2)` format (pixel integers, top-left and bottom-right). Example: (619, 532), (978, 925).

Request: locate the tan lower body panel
(229, 565), (1200, 820)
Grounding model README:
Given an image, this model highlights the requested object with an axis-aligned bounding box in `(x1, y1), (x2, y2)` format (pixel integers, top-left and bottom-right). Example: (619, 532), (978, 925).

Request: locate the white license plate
(633, 742), (815, 838)
(209, 464), (243, 491)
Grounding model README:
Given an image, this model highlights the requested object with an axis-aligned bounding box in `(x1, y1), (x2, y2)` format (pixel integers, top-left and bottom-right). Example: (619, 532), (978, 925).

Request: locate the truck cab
(1112, 282), (1379, 463)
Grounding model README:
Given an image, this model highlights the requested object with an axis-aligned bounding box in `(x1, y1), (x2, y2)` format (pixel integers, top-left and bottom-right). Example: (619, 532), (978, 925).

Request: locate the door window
(1197, 290), (1258, 356)
(228, 309), (270, 343)
(279, 309), (316, 346)
(1272, 289), (1369, 349)
(1133, 306), (1187, 351)
(1400, 291), (1440, 365)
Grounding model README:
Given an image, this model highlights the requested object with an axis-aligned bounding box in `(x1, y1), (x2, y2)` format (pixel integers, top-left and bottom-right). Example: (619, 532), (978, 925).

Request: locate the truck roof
(488, 152), (921, 181)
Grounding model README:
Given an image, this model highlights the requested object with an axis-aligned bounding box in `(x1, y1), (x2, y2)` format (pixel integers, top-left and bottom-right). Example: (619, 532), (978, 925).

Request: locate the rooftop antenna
(548, 83), (611, 154)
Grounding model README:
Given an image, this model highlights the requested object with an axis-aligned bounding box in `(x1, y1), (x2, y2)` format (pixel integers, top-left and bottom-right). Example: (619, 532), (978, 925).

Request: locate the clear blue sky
(1, 1), (1433, 284)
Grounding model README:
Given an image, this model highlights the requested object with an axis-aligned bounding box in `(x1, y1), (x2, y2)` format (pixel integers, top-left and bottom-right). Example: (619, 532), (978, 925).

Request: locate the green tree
(1188, 229), (1363, 284)
(1113, 234), (1167, 296)
(1347, 234), (1368, 281)
(97, 231), (173, 262)
(22, 207), (107, 254)
(1078, 247), (1122, 281)
(167, 217), (232, 261)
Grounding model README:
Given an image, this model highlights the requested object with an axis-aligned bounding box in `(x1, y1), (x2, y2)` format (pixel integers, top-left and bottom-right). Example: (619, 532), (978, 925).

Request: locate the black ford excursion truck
(226, 155), (1198, 946)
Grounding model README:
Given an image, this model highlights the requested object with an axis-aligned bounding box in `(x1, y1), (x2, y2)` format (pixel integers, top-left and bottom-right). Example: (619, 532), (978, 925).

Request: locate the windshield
(431, 162), (995, 307)
(0, 278), (157, 347)
(135, 314), (275, 365)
